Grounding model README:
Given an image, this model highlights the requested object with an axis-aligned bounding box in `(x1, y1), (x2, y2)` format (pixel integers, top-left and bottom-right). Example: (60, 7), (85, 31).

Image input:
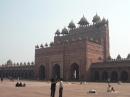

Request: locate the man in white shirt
(59, 78), (63, 97)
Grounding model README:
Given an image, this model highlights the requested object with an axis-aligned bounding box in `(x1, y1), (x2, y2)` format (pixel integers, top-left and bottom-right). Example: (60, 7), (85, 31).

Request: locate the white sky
(0, 0), (130, 64)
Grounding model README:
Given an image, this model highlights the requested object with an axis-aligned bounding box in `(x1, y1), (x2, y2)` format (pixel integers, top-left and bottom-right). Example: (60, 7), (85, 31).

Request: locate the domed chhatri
(68, 20), (76, 29)
(7, 59), (13, 65)
(92, 14), (101, 24)
(101, 17), (107, 24)
(40, 44), (44, 48)
(61, 27), (68, 35)
(127, 53), (130, 59)
(45, 43), (48, 47)
(35, 45), (39, 49)
(116, 54), (121, 60)
(78, 15), (89, 26)
(55, 29), (60, 36)
(50, 42), (54, 47)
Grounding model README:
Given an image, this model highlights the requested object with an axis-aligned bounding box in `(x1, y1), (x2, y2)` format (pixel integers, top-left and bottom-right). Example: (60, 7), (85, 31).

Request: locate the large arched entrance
(70, 63), (79, 80)
(94, 71), (100, 81)
(102, 71), (108, 81)
(52, 64), (60, 80)
(111, 71), (118, 82)
(39, 65), (45, 80)
(120, 71), (128, 82)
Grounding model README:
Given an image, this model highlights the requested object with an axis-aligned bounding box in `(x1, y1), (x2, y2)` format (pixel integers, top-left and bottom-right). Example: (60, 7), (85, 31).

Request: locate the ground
(0, 80), (130, 97)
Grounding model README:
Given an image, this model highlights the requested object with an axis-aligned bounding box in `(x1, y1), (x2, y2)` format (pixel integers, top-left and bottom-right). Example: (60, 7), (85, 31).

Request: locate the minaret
(103, 19), (110, 61)
(92, 14), (110, 61)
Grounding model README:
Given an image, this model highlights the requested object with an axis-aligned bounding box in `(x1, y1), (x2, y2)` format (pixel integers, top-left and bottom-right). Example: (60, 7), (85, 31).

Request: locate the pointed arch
(52, 64), (60, 80)
(120, 71), (128, 82)
(70, 63), (79, 80)
(102, 71), (108, 81)
(39, 65), (45, 80)
(111, 71), (118, 82)
(94, 71), (100, 81)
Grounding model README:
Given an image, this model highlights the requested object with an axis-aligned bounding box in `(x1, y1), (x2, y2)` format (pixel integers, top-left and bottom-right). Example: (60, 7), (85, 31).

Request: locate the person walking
(59, 78), (63, 97)
(50, 78), (57, 97)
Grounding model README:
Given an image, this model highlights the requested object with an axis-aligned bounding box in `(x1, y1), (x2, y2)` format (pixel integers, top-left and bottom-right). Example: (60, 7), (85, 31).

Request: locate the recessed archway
(120, 71), (128, 82)
(39, 65), (45, 80)
(111, 71), (118, 82)
(102, 71), (108, 81)
(70, 63), (79, 80)
(52, 64), (60, 80)
(94, 71), (100, 81)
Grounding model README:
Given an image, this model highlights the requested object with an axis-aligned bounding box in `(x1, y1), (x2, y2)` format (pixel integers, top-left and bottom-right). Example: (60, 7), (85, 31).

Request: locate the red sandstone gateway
(35, 14), (110, 81)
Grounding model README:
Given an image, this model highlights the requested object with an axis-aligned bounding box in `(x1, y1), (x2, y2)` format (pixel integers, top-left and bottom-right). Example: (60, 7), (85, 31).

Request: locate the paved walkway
(0, 80), (130, 97)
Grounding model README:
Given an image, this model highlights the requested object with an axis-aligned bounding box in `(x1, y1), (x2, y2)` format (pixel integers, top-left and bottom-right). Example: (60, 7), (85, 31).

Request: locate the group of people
(15, 82), (26, 87)
(50, 78), (63, 97)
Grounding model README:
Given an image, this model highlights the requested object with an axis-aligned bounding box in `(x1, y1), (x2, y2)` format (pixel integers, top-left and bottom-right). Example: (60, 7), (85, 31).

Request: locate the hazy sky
(0, 0), (130, 64)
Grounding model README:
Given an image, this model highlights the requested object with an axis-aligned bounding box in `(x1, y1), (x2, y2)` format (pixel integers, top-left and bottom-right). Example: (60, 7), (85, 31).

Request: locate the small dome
(116, 54), (121, 60)
(50, 42), (54, 46)
(7, 60), (13, 65)
(20, 62), (23, 65)
(127, 54), (130, 59)
(17, 62), (19, 65)
(40, 44), (44, 48)
(27, 62), (30, 65)
(45, 43), (48, 47)
(35, 45), (39, 48)
(68, 21), (76, 29)
(24, 62), (26, 65)
(101, 17), (107, 24)
(78, 16), (89, 25)
(61, 27), (68, 35)
(92, 14), (101, 23)
(55, 29), (60, 36)
(31, 62), (34, 65)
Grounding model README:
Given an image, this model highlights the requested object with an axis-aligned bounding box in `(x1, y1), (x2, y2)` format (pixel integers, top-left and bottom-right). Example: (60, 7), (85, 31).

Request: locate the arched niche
(52, 64), (60, 80)
(39, 65), (45, 80)
(70, 63), (79, 80)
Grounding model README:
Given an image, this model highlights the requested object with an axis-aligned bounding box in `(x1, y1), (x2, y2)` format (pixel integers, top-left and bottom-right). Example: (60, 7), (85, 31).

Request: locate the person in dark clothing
(50, 78), (57, 97)
(1, 77), (3, 82)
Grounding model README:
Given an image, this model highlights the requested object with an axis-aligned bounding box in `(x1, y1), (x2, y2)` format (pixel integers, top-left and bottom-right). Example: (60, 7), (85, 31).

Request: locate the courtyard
(0, 80), (130, 97)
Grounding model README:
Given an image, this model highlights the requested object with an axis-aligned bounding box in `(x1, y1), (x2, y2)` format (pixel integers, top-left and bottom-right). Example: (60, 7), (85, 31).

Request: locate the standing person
(50, 78), (57, 97)
(1, 77), (3, 83)
(59, 78), (63, 97)
(107, 84), (111, 92)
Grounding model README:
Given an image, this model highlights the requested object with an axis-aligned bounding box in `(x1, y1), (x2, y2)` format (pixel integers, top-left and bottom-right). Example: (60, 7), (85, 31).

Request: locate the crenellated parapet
(106, 53), (130, 62)
(35, 41), (55, 50)
(35, 14), (109, 50)
(1, 60), (35, 67)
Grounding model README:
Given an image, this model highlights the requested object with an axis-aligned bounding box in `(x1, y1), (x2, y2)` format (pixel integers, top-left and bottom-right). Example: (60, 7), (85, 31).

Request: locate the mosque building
(1, 14), (130, 82)
(35, 14), (110, 81)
